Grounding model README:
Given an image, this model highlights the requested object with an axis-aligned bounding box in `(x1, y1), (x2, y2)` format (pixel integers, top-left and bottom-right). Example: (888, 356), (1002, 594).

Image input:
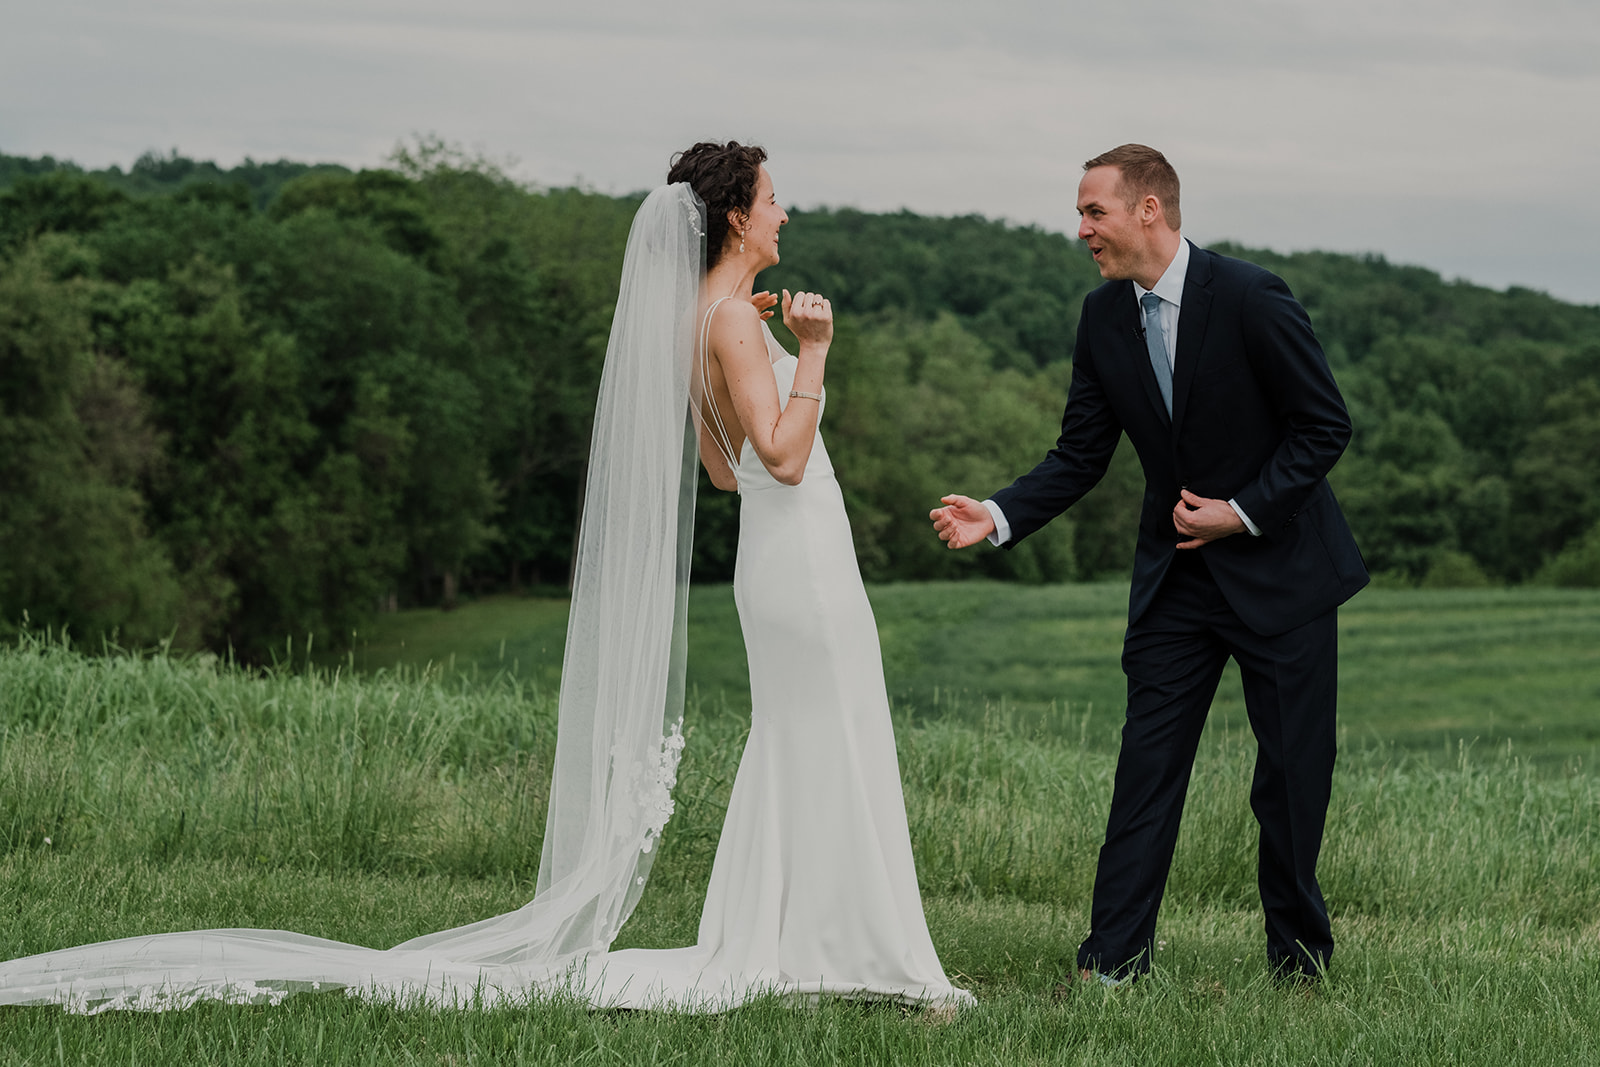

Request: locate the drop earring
(739, 229), (746, 254)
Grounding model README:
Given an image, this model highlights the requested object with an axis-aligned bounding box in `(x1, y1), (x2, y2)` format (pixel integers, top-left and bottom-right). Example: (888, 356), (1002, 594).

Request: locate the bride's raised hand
(782, 289), (833, 352)
(748, 290), (779, 321)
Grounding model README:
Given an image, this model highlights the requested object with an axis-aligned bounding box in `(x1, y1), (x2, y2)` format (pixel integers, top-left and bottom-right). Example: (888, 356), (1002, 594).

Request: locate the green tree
(1535, 519), (1600, 587)
(1331, 409), (1469, 582)
(818, 313), (1078, 582)
(102, 253), (411, 649)
(0, 239), (180, 643)
(0, 172), (128, 251)
(270, 169), (442, 264)
(1512, 379), (1600, 572)
(392, 141), (636, 590)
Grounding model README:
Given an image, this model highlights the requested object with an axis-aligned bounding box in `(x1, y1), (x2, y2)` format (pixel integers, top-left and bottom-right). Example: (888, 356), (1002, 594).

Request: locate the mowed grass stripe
(326, 583), (1600, 762)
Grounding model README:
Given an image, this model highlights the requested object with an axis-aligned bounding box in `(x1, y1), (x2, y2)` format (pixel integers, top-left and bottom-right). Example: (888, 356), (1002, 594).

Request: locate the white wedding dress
(582, 325), (971, 1009)
(0, 185), (968, 1015)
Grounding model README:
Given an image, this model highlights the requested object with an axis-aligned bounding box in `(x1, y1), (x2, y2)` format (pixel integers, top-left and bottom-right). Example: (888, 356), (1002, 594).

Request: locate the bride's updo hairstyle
(667, 141), (768, 271)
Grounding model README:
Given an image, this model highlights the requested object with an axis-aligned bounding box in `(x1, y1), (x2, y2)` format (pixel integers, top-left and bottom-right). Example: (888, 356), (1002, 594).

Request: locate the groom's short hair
(1084, 145), (1181, 231)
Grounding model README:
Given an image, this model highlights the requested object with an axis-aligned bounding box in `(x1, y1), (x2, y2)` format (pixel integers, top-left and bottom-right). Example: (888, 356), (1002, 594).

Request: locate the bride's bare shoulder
(706, 299), (765, 360)
(706, 296), (760, 328)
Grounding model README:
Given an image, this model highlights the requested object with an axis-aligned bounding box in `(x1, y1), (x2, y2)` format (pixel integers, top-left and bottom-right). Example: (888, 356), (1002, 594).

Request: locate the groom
(932, 145), (1368, 983)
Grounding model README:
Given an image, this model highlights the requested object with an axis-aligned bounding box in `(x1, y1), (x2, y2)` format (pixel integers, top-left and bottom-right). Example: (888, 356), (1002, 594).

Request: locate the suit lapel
(1171, 242), (1213, 435)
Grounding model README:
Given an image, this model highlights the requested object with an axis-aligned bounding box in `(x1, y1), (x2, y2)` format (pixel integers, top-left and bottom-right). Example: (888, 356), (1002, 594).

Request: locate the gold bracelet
(789, 390), (823, 402)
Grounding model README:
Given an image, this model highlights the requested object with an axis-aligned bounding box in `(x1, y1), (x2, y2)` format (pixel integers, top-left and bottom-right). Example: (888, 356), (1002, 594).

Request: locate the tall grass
(1, 634), (553, 883)
(4, 617), (1600, 1064)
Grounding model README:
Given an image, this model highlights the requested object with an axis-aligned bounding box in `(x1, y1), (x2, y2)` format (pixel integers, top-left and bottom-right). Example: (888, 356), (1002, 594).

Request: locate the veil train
(0, 185), (708, 1013)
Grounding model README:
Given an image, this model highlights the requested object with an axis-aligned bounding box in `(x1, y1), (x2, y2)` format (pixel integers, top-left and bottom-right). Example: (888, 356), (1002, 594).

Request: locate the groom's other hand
(930, 495), (996, 550)
(1172, 489), (1246, 549)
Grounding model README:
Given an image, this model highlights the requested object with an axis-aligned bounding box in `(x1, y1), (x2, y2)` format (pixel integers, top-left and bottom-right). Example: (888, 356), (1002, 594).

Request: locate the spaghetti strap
(695, 297), (742, 481)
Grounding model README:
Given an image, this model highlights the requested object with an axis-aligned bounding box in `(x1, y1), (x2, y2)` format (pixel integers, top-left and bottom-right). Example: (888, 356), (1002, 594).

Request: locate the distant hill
(2, 148), (1597, 655)
(1, 149), (350, 210)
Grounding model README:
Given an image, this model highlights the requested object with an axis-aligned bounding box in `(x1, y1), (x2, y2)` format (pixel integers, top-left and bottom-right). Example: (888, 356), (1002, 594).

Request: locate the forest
(3, 144), (1598, 656)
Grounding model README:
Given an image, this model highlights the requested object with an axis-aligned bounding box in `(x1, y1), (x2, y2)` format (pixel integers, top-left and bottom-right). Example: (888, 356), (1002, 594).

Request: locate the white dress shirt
(983, 237), (1259, 546)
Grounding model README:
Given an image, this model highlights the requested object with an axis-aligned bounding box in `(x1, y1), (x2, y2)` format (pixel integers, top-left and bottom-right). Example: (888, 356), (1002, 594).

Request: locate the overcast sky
(5, 0), (1596, 304)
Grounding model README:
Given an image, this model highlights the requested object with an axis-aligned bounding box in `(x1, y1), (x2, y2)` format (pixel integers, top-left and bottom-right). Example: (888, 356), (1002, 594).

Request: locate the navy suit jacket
(992, 243), (1369, 636)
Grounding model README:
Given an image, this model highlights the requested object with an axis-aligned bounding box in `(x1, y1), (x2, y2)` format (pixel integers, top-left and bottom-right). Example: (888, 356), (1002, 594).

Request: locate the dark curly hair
(667, 141), (768, 271)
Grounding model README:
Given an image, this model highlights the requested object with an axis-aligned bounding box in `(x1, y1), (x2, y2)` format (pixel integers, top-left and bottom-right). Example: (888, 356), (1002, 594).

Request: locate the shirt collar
(1133, 235), (1188, 309)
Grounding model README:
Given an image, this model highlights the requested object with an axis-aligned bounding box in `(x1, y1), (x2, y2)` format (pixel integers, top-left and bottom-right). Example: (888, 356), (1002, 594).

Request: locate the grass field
(3, 582), (1599, 1065)
(333, 582), (1600, 765)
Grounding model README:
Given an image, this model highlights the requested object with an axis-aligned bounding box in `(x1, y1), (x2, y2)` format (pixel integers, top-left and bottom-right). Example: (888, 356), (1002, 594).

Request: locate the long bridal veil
(0, 184), (708, 1013)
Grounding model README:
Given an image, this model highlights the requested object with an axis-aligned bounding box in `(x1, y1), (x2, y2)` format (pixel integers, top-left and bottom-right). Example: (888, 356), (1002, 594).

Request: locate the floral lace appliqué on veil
(613, 718), (687, 857)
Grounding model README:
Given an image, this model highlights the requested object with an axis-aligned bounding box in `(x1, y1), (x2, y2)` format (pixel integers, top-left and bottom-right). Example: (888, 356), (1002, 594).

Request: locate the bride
(0, 142), (971, 1014)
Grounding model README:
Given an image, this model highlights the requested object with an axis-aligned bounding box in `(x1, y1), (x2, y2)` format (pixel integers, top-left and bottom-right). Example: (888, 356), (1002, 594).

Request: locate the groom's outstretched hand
(930, 495), (996, 550)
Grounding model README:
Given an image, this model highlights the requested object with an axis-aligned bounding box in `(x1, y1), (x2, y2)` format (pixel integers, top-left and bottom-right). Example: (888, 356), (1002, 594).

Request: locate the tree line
(2, 145), (1597, 656)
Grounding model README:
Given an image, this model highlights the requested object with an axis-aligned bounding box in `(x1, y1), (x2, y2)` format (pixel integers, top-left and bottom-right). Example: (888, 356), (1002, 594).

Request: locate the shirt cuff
(983, 499), (1011, 546)
(1228, 499), (1261, 536)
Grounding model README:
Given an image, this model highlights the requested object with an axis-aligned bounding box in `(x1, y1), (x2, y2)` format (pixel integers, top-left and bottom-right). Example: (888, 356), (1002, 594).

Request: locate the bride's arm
(709, 290), (832, 486)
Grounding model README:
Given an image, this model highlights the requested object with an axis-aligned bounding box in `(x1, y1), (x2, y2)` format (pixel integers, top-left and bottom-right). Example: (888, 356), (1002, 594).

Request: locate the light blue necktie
(1140, 291), (1173, 416)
